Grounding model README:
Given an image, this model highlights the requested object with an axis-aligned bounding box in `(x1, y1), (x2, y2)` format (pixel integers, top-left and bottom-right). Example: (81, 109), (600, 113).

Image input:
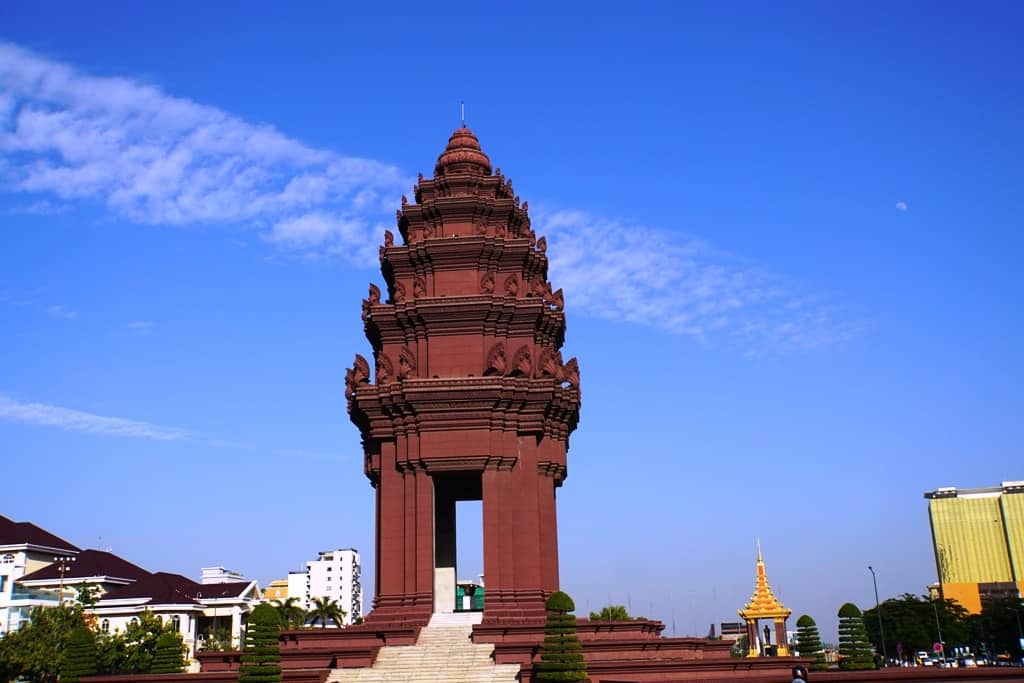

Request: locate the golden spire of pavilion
(738, 542), (791, 620)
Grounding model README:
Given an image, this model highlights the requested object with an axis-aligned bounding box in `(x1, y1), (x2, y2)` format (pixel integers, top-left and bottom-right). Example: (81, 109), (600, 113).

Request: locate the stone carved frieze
(503, 274), (519, 297)
(393, 281), (407, 303)
(413, 277), (426, 298)
(484, 342), (507, 376)
(376, 352), (395, 384)
(398, 346), (418, 380)
(480, 272), (495, 295)
(509, 345), (532, 377)
(536, 235), (546, 253)
(384, 229), (394, 247)
(550, 288), (565, 311)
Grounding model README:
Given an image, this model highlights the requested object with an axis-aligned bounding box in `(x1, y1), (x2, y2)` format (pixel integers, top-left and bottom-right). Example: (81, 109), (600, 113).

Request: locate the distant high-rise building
(924, 481), (1024, 613)
(288, 549), (361, 624)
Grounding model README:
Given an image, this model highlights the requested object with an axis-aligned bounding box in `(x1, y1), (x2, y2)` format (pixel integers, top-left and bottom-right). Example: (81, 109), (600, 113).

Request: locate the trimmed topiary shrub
(795, 614), (827, 670)
(239, 603), (282, 683)
(837, 603), (875, 670)
(150, 631), (186, 674)
(60, 625), (97, 682)
(535, 591), (588, 683)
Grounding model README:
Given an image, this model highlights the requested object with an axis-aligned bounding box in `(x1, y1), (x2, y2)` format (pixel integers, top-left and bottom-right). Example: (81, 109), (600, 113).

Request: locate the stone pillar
(537, 470), (559, 593)
(746, 620), (759, 657)
(414, 469), (434, 607)
(774, 618), (789, 656)
(433, 479), (456, 613)
(375, 441), (404, 609)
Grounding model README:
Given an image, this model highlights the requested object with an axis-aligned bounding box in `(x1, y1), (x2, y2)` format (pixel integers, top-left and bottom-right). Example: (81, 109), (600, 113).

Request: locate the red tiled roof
(101, 572), (202, 604)
(19, 549), (150, 583)
(100, 573), (253, 605)
(0, 514), (80, 552)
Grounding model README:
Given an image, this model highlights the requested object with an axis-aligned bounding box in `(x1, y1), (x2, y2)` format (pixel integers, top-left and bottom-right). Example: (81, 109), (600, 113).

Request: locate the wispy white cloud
(538, 209), (858, 353)
(46, 304), (79, 320)
(0, 393), (188, 440)
(0, 41), (856, 353)
(0, 41), (407, 266)
(896, 201), (908, 212)
(125, 320), (153, 335)
(9, 199), (70, 215)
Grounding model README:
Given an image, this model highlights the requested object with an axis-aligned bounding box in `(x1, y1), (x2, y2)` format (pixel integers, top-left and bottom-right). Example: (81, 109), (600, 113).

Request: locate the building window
(130, 617), (139, 627)
(101, 619), (110, 633)
(1, 554), (13, 564)
(0, 576), (6, 592)
(172, 615), (181, 633)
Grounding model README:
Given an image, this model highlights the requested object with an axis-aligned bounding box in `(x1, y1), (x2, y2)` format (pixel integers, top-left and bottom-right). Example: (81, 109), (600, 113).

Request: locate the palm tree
(271, 597), (305, 630)
(306, 596), (347, 629)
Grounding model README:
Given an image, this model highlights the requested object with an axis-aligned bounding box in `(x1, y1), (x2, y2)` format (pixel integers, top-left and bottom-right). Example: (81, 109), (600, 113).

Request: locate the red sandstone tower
(345, 126), (580, 629)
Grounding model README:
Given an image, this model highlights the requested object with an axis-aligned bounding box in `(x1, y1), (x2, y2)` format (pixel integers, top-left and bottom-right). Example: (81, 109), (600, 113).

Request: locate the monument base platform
(189, 614), (1024, 683)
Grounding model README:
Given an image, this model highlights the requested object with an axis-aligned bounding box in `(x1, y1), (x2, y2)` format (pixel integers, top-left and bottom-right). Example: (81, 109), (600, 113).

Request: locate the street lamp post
(868, 566), (888, 665)
(930, 590), (944, 664)
(53, 555), (76, 607)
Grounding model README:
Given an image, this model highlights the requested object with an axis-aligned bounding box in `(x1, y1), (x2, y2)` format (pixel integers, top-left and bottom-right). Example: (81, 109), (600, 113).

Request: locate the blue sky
(1, 1), (1021, 642)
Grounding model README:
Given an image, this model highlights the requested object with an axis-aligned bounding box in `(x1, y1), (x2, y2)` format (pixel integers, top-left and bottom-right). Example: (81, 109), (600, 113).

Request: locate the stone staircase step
(325, 615), (519, 683)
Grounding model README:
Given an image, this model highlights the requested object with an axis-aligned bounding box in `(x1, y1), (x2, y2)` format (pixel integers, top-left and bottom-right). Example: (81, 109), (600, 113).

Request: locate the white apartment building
(288, 549), (361, 625)
(0, 514), (80, 633)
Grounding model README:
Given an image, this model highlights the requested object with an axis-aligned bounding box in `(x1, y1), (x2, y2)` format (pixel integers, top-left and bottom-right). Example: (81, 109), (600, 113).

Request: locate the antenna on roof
(460, 100), (466, 128)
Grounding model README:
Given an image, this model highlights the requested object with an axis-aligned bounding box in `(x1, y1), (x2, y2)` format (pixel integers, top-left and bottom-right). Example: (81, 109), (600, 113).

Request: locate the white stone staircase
(326, 612), (520, 683)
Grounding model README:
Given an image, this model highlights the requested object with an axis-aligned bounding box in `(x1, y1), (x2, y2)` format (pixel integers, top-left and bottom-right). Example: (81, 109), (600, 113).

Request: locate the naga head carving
(503, 273), (519, 297)
(509, 345), (532, 378)
(484, 342), (506, 376)
(398, 346), (418, 380)
(376, 353), (395, 384)
(537, 348), (564, 381)
(562, 357), (580, 388)
(480, 272), (495, 295)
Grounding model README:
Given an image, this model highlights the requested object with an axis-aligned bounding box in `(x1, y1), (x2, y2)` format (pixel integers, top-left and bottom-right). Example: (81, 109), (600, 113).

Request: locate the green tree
(535, 591), (588, 683)
(862, 593), (969, 660)
(837, 603), (875, 670)
(59, 626), (97, 683)
(239, 603), (282, 683)
(306, 597), (346, 629)
(0, 604), (87, 683)
(794, 615), (826, 670)
(120, 611), (170, 673)
(150, 631), (186, 674)
(588, 605), (629, 621)
(969, 595), (1024, 660)
(271, 597), (306, 630)
(729, 635), (749, 658)
(74, 583), (100, 609)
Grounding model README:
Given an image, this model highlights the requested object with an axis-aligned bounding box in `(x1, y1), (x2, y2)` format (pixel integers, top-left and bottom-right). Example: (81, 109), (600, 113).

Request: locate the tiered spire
(738, 543), (791, 620)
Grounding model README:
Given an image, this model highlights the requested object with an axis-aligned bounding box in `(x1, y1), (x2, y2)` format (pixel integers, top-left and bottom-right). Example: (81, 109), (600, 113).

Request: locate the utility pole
(868, 566), (888, 665)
